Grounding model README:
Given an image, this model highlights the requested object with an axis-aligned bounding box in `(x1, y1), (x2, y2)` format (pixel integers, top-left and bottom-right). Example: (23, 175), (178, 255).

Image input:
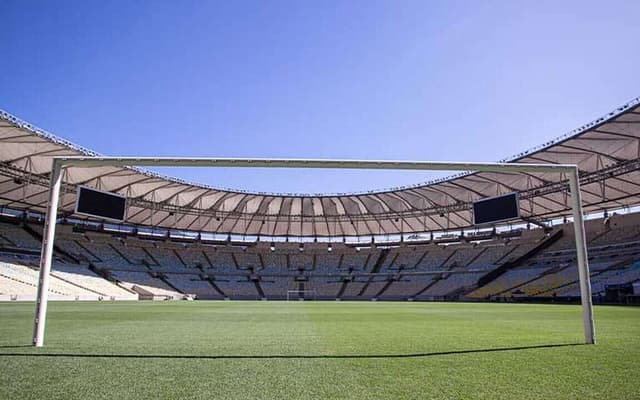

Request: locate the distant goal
(286, 290), (317, 301)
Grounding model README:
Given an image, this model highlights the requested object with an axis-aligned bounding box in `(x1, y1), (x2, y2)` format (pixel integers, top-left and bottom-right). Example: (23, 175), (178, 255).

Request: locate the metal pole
(32, 160), (63, 347)
(57, 156), (576, 174)
(568, 167), (596, 344)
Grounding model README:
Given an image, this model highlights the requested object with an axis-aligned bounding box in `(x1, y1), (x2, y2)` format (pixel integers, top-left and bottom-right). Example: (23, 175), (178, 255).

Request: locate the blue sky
(1, 1), (639, 194)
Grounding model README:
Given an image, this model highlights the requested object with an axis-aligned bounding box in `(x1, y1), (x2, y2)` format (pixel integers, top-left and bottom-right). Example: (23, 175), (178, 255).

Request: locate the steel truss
(4, 157), (639, 232)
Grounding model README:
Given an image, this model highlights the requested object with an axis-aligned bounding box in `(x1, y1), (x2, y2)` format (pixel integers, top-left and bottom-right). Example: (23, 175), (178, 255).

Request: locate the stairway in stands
(464, 228), (564, 298)
(195, 265), (226, 297)
(411, 249), (460, 298)
(172, 249), (188, 267)
(109, 243), (133, 265)
(336, 279), (349, 298)
(22, 223), (80, 264)
(253, 280), (266, 299)
(373, 279), (394, 298)
(156, 273), (184, 295)
(357, 249), (390, 297)
(89, 263), (138, 296)
(75, 240), (102, 262)
(141, 247), (161, 267)
(205, 278), (227, 298)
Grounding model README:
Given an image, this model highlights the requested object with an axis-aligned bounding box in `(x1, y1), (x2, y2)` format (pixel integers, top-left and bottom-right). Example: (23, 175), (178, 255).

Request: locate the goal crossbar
(32, 157), (595, 346)
(286, 290), (317, 301)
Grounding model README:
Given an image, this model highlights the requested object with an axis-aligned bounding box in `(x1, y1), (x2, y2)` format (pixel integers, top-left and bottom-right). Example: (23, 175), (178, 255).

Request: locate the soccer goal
(286, 290), (317, 301)
(32, 157), (595, 347)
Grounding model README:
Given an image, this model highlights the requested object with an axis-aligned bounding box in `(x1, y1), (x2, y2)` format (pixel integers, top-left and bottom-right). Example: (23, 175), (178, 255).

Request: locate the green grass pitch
(1, 301), (638, 399)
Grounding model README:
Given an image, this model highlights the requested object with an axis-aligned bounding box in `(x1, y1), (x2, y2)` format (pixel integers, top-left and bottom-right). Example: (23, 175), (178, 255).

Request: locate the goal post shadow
(32, 157), (596, 347)
(1, 342), (585, 360)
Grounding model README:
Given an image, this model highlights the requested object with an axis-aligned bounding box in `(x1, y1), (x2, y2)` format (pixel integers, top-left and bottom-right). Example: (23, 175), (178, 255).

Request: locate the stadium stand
(2, 98), (640, 304)
(214, 278), (260, 299)
(0, 222), (40, 249)
(0, 257), (137, 300)
(108, 270), (183, 299)
(164, 273), (220, 298)
(51, 264), (137, 300)
(1, 210), (640, 302)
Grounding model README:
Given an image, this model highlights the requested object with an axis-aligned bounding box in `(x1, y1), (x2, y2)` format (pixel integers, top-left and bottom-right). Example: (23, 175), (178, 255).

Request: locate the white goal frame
(286, 290), (317, 301)
(33, 157), (595, 346)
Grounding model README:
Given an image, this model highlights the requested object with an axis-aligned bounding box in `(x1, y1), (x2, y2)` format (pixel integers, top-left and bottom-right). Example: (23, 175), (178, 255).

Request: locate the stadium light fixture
(32, 157), (596, 347)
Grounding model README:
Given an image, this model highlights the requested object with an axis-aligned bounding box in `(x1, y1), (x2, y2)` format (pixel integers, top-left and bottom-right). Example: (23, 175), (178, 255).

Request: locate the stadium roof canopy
(1, 98), (640, 237)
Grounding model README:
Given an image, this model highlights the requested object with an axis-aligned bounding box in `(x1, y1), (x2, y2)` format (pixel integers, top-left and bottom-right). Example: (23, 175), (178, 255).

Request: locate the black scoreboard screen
(472, 192), (520, 225)
(75, 186), (126, 221)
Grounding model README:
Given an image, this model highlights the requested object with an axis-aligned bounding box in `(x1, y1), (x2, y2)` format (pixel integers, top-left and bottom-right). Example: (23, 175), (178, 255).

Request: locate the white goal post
(33, 157), (595, 346)
(286, 290), (317, 301)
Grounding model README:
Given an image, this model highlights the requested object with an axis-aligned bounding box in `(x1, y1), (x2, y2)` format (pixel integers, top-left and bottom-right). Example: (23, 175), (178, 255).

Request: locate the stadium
(2, 3), (640, 399)
(1, 97), (640, 398)
(3, 100), (640, 305)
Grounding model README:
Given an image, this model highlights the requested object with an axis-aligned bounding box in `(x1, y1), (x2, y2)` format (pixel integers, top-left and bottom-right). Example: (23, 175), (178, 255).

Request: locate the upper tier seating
(234, 252), (262, 270)
(261, 253), (288, 273)
(380, 248), (425, 271)
(341, 253), (370, 271)
(0, 222), (40, 249)
(315, 254), (342, 273)
(175, 246), (210, 267)
(203, 251), (237, 273)
(415, 246), (456, 270)
(289, 254), (313, 270)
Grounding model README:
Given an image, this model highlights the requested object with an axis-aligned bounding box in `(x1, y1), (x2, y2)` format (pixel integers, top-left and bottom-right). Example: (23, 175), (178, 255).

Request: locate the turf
(0, 302), (638, 399)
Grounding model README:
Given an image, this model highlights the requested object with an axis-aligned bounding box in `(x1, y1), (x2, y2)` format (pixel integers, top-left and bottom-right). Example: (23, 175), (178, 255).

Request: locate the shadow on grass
(0, 343), (584, 360)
